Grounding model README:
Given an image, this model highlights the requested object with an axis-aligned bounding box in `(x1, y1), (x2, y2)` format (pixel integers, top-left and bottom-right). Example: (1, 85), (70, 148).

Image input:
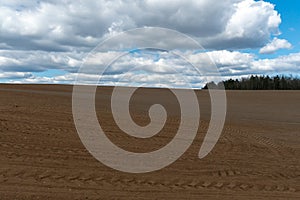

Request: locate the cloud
(0, 0), (282, 51)
(0, 72), (33, 79)
(3, 50), (300, 88)
(202, 0), (282, 49)
(252, 52), (300, 73)
(0, 50), (85, 72)
(259, 37), (292, 54)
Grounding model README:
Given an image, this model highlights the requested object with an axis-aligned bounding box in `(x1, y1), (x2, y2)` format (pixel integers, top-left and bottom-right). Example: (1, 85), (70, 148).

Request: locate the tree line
(203, 75), (300, 90)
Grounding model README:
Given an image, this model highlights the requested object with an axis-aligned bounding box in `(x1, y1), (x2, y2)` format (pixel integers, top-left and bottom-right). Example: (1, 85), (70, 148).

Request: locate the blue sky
(273, 0), (300, 52)
(0, 0), (299, 88)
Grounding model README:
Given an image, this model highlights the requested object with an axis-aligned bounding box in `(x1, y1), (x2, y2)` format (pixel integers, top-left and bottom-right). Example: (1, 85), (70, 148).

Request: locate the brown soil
(0, 84), (299, 199)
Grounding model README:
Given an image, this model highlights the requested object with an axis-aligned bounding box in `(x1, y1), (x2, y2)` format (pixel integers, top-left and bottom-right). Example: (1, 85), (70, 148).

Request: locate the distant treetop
(203, 75), (300, 90)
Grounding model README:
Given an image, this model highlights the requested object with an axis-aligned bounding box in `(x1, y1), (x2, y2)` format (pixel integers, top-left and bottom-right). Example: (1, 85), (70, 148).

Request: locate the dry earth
(0, 84), (299, 199)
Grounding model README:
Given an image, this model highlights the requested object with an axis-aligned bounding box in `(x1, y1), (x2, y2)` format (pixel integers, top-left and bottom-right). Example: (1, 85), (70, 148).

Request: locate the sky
(0, 0), (299, 88)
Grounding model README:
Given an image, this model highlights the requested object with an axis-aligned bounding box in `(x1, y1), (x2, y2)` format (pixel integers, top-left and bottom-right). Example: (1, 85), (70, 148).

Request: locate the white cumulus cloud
(259, 37), (292, 54)
(0, 0), (284, 51)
